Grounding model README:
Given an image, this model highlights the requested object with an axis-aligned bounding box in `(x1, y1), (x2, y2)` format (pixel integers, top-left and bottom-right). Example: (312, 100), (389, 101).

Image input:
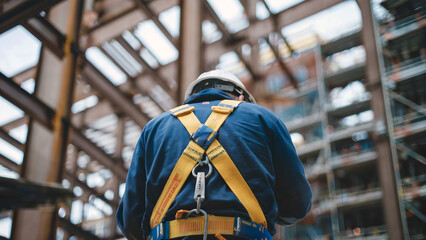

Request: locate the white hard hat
(185, 69), (256, 103)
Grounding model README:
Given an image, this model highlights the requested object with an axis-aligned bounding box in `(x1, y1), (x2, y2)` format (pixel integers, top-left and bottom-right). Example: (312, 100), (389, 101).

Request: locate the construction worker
(116, 70), (312, 240)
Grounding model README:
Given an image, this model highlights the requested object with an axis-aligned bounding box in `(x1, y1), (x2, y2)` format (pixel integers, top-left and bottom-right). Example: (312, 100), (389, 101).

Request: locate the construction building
(0, 0), (424, 239)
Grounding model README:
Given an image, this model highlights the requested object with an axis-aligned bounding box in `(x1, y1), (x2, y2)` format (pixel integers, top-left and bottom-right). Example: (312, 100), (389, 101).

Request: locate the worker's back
(117, 88), (312, 239)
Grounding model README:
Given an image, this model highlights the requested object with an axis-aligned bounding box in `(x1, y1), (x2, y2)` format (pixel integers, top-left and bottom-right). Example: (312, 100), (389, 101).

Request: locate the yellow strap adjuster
(211, 105), (233, 114)
(170, 105), (195, 117)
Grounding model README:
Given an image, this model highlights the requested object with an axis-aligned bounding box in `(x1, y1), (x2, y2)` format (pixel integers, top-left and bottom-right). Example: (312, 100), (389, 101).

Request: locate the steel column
(177, 0), (203, 103)
(356, 1), (408, 239)
(11, 1), (83, 238)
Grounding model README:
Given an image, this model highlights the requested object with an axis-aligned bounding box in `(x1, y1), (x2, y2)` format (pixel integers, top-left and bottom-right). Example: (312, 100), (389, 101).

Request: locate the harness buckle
(149, 222), (169, 240)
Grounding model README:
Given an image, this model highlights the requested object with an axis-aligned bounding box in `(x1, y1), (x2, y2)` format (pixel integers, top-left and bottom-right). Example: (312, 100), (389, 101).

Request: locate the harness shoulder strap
(204, 101), (267, 226)
(150, 105), (203, 228)
(150, 100), (266, 229)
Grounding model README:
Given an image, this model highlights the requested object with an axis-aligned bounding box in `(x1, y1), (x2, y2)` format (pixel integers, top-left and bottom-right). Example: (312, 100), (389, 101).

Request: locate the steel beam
(12, 67), (36, 85)
(73, 58), (177, 105)
(203, 0), (256, 79)
(81, 61), (151, 127)
(0, 71), (125, 180)
(23, 15), (66, 58)
(356, 1), (408, 239)
(116, 36), (176, 99)
(264, 37), (298, 89)
(70, 128), (127, 180)
(245, 0), (264, 99)
(0, 127), (24, 151)
(0, 73), (54, 129)
(177, 0), (203, 103)
(0, 116), (28, 132)
(83, 0), (178, 48)
(260, 0), (295, 55)
(0, 154), (20, 173)
(0, 0), (64, 34)
(205, 0), (344, 66)
(321, 31), (361, 57)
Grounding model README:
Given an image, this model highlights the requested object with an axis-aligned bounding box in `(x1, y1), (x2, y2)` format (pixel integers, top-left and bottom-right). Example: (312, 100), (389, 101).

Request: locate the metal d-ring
(192, 162), (212, 178)
(198, 156), (209, 166)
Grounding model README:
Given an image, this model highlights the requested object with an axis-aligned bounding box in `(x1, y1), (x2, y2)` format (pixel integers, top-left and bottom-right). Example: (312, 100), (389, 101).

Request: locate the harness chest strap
(150, 100), (266, 230)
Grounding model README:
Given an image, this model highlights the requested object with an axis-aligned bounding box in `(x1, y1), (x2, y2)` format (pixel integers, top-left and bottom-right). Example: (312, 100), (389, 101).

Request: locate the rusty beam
(356, 0), (408, 239)
(81, 60), (151, 127)
(0, 0), (64, 34)
(0, 127), (24, 151)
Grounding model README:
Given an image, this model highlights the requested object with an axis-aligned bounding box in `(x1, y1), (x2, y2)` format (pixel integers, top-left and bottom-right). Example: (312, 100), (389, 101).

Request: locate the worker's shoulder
(142, 110), (176, 132)
(237, 102), (280, 121)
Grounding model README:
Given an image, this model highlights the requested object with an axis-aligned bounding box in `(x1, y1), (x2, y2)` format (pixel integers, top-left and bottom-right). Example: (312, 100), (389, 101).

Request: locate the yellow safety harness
(149, 100), (267, 239)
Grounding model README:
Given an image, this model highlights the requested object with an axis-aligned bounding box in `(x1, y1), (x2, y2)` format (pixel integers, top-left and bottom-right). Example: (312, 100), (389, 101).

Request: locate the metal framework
(1, 0), (423, 239)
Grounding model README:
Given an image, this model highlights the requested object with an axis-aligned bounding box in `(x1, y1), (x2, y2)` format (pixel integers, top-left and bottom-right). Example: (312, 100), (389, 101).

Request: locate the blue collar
(184, 89), (233, 104)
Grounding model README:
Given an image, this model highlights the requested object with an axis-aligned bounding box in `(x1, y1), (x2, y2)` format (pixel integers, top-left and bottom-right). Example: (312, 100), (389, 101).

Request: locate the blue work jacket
(116, 89), (312, 239)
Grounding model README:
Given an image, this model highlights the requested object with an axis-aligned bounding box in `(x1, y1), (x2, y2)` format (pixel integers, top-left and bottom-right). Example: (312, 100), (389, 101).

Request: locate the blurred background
(0, 0), (425, 239)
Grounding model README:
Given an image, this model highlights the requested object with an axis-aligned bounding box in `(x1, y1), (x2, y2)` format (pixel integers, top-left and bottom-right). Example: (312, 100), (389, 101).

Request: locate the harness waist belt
(148, 216), (271, 240)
